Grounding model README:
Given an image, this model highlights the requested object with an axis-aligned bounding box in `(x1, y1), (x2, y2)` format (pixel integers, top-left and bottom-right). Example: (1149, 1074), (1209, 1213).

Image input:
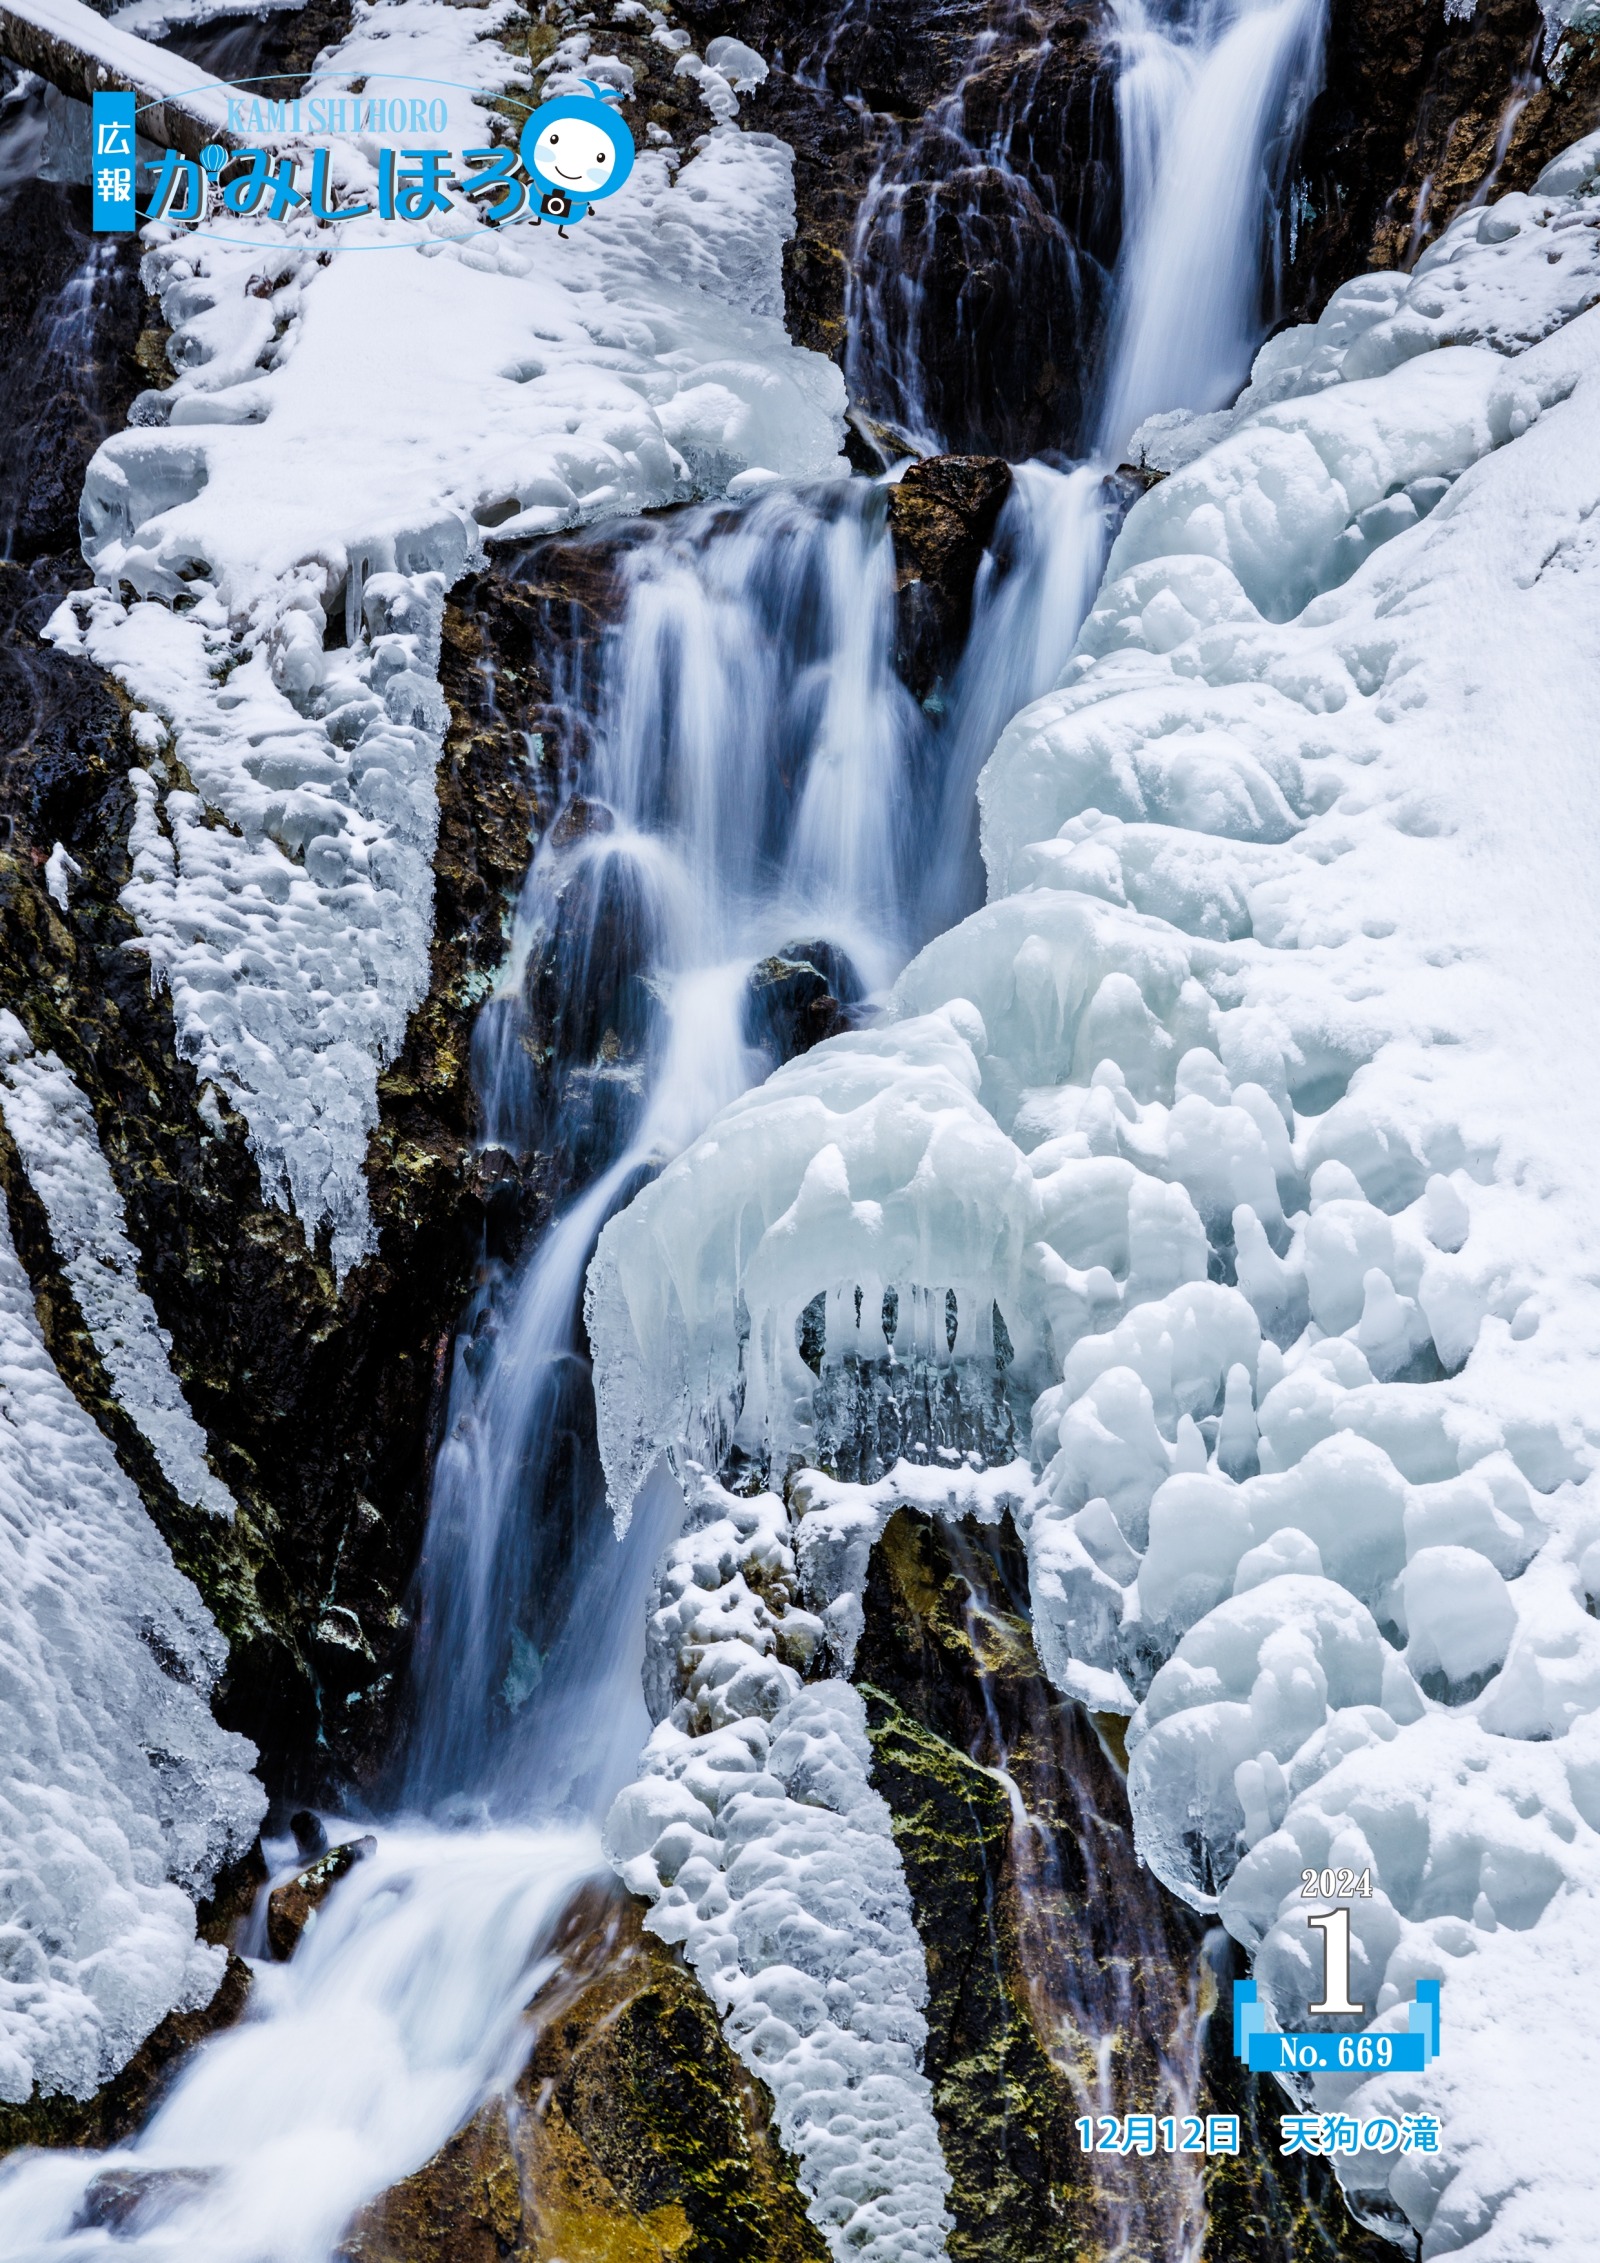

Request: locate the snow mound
(59, 0), (845, 1277)
(604, 1475), (953, 2263)
(588, 136), (1600, 2257)
(0, 1195), (263, 2104)
(0, 1012), (234, 1517)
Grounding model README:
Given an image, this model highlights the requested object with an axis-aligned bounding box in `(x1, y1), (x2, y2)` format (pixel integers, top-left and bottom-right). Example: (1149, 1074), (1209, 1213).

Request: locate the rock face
(266, 1835), (378, 1961)
(885, 455), (1014, 698)
(1284, 0), (1600, 313)
(681, 0), (1122, 457)
(743, 941), (867, 1067)
(854, 1507), (1395, 2263)
(337, 1885), (827, 2263)
(0, 530), (574, 1800)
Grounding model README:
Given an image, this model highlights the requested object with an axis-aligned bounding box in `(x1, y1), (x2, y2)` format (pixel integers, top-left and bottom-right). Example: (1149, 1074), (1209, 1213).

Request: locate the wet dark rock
(1285, 0), (1600, 317)
(0, 551), (551, 1802)
(885, 455), (1013, 699)
(200, 1836), (272, 1943)
(72, 2166), (215, 2235)
(0, 474), (621, 1812)
(338, 2108), (526, 2263)
(246, 0), (353, 89)
(857, 1508), (1200, 2260)
(743, 940), (865, 1067)
(266, 1835), (378, 1961)
(290, 1808), (330, 1859)
(681, 0), (994, 368)
(0, 15), (640, 1829)
(337, 1884), (827, 2263)
(854, 1507), (1393, 2261)
(495, 3), (722, 164)
(681, 0), (1122, 457)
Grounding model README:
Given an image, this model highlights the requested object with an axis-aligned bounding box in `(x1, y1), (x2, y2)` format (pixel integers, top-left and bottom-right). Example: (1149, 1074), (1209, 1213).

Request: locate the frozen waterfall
(0, 0), (1347, 2255)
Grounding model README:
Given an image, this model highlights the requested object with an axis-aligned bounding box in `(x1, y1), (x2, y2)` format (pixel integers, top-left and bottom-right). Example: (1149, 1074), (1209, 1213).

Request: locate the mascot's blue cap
(520, 82), (636, 202)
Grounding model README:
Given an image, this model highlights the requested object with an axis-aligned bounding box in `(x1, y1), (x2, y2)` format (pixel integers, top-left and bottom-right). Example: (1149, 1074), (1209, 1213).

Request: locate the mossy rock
(339, 1887), (826, 2263)
(856, 1506), (1396, 2262)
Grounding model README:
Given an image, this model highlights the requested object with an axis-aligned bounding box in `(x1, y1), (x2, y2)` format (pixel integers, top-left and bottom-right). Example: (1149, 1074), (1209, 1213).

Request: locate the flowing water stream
(0, 0), (1328, 2251)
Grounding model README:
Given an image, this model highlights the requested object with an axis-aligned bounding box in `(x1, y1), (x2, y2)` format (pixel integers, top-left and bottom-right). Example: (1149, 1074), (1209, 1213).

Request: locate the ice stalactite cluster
(0, 1013), (235, 1518)
(587, 1005), (1047, 1519)
(0, 1198), (263, 2104)
(604, 1474), (954, 2263)
(592, 134), (1600, 2256)
(54, 0), (843, 1276)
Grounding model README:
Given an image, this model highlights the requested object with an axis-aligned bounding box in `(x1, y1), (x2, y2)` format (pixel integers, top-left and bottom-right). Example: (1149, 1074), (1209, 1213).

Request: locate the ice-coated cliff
(592, 130), (1600, 2257)
(50, 0), (846, 1278)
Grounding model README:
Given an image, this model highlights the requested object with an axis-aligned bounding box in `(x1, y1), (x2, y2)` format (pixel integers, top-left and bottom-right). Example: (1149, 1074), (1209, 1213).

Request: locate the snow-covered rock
(603, 1474), (953, 2263)
(59, 0), (846, 1278)
(0, 1196), (263, 2103)
(0, 1012), (235, 1518)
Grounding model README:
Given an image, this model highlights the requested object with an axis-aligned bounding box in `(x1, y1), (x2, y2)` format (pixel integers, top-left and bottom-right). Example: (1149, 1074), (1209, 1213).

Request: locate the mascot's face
(532, 118), (619, 194)
(521, 93), (636, 204)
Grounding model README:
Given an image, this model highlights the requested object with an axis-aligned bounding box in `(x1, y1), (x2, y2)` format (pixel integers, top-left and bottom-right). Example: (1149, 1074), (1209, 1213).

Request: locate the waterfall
(0, 0), (1329, 2248)
(405, 484), (921, 1816)
(0, 484), (944, 2263)
(1096, 0), (1327, 456)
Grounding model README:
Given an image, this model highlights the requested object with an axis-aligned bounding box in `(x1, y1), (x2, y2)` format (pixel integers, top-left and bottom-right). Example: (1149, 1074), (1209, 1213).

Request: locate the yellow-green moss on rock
(855, 1506), (1397, 2263)
(338, 1886), (827, 2263)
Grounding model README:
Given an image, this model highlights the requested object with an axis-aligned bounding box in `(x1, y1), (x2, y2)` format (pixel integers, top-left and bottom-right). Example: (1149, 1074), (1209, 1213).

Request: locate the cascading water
(1096, 0), (1327, 456)
(406, 484), (922, 1816)
(0, 476), (1061, 2263)
(918, 459), (1112, 938)
(0, 0), (1330, 2249)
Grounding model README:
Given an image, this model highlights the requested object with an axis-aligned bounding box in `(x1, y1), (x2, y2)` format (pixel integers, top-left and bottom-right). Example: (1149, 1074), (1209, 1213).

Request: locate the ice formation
(0, 1012), (235, 1518)
(53, 0), (844, 1276)
(604, 1475), (953, 2263)
(591, 133), (1600, 2254)
(0, 1192), (263, 2103)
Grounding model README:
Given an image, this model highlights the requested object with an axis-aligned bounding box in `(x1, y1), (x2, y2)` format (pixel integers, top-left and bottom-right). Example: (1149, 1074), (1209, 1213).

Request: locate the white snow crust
(603, 1474), (953, 2263)
(56, 0), (845, 1277)
(590, 134), (1600, 2257)
(0, 1012), (236, 1518)
(0, 1192), (263, 2104)
(5, 0), (244, 134)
